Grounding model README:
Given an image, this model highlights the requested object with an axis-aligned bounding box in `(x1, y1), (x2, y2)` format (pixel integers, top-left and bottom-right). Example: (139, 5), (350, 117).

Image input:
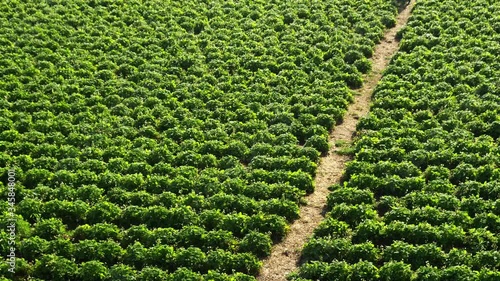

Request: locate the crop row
(2, 257), (257, 281)
(291, 0), (500, 280)
(0, 0), (399, 279)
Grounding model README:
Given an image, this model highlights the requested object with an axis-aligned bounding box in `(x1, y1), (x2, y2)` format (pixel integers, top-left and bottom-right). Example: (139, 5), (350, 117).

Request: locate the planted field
(0, 0), (400, 280)
(291, 0), (500, 280)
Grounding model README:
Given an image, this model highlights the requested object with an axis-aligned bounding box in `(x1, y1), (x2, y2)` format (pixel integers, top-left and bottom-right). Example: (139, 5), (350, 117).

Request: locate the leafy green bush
(239, 231), (272, 258)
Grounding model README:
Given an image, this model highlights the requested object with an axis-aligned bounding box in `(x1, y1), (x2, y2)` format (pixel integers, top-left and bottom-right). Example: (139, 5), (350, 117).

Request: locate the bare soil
(256, 1), (416, 280)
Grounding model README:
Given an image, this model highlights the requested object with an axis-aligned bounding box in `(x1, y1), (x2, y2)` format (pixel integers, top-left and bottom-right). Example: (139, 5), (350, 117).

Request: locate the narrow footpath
(257, 1), (416, 280)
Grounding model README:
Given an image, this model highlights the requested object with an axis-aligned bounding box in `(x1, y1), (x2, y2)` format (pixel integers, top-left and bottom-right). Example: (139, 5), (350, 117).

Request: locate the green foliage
(313, 217), (351, 239)
(239, 231), (272, 258)
(33, 218), (66, 240)
(32, 255), (77, 281)
(304, 135), (330, 155)
(351, 261), (379, 281)
(294, 0), (500, 279)
(379, 261), (412, 281)
(19, 236), (49, 262)
(1, 0), (403, 278)
(175, 247), (207, 272)
(85, 202), (122, 224)
(108, 264), (136, 281)
(137, 266), (168, 281)
(78, 261), (110, 281)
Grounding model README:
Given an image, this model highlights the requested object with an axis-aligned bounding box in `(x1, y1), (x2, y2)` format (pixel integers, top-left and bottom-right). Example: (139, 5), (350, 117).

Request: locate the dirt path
(256, 1), (416, 280)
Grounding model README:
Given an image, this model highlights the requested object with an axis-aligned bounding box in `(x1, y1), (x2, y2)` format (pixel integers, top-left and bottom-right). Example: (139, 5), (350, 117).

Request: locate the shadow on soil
(396, 0), (411, 13)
